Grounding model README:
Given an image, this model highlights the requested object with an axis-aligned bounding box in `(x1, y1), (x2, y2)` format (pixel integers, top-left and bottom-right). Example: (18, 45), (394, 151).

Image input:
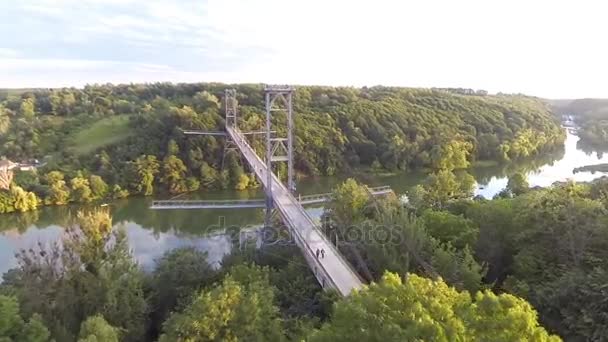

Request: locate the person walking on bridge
(316, 249), (320, 259)
(321, 249), (325, 259)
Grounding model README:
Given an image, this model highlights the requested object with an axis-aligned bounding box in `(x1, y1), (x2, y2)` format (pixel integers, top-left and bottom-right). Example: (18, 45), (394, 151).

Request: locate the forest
(0, 83), (565, 214)
(551, 98), (608, 147)
(10, 169), (608, 341)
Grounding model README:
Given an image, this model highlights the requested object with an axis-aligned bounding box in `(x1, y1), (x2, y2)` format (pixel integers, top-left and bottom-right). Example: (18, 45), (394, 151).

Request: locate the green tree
(505, 182), (608, 339)
(45, 171), (70, 205)
(160, 264), (284, 342)
(77, 316), (119, 342)
(234, 173), (250, 190)
(430, 243), (486, 293)
(421, 209), (478, 249)
(310, 273), (559, 342)
(414, 170), (475, 209)
(88, 175), (108, 200)
(193, 91), (220, 111)
(166, 139), (180, 156)
(0, 295), (50, 342)
(70, 177), (94, 203)
(506, 172), (529, 196)
(10, 185), (38, 212)
(225, 151), (248, 190)
(327, 178), (369, 227)
(130, 155), (159, 196)
(465, 199), (518, 284)
(19, 98), (35, 119)
(431, 140), (472, 171)
(0, 106), (10, 134)
(199, 162), (219, 188)
(10, 210), (148, 341)
(161, 155), (188, 193)
(149, 248), (217, 336)
(109, 184), (129, 199)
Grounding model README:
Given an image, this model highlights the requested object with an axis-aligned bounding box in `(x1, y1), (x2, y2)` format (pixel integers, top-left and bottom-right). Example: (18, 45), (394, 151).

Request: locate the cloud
(0, 48), (19, 58)
(1, 0), (608, 97)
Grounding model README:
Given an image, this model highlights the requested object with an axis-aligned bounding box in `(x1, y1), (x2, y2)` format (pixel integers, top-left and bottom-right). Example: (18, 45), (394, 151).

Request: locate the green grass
(70, 115), (133, 155)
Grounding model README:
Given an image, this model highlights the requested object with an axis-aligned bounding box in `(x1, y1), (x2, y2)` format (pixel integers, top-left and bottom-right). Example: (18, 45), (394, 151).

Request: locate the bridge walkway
(226, 126), (363, 296)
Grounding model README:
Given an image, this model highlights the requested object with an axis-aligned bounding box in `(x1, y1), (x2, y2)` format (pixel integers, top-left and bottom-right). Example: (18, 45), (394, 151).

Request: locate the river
(1, 128), (606, 275)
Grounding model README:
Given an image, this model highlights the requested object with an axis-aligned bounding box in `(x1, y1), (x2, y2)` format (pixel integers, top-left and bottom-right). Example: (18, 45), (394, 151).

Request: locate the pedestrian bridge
(150, 186), (393, 209)
(226, 126), (364, 296)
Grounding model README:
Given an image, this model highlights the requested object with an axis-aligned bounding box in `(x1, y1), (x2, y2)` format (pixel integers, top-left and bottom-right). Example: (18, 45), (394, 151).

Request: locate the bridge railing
(273, 203), (342, 291)
(298, 186), (392, 204)
(370, 185), (393, 193)
(228, 127), (364, 292)
(286, 191), (366, 285)
(151, 199), (266, 208)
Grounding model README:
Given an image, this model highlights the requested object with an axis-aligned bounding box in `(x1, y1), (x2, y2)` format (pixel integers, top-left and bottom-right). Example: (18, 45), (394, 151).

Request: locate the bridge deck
(150, 186), (393, 209)
(227, 126), (363, 296)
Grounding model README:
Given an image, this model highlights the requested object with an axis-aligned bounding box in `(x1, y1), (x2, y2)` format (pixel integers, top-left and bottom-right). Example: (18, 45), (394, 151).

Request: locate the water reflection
(475, 130), (608, 197)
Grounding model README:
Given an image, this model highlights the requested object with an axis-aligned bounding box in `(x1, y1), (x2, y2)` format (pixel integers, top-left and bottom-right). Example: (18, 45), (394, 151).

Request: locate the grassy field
(70, 115), (133, 155)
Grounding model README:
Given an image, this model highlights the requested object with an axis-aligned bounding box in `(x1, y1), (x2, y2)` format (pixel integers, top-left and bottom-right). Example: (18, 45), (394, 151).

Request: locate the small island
(573, 163), (608, 174)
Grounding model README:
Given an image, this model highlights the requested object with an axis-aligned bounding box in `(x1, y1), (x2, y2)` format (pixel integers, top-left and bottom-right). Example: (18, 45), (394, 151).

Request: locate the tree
(309, 273), (559, 342)
(421, 209), (478, 249)
(431, 140), (472, 171)
(44, 171), (70, 205)
(20, 98), (35, 119)
(505, 182), (608, 339)
(414, 170), (475, 209)
(234, 173), (250, 190)
(160, 264), (284, 342)
(506, 172), (529, 196)
(0, 106), (10, 134)
(130, 155), (159, 196)
(327, 178), (369, 227)
(89, 175), (108, 200)
(166, 139), (179, 156)
(0, 295), (50, 342)
(95, 150), (114, 182)
(465, 199), (518, 285)
(199, 162), (219, 188)
(149, 248), (217, 336)
(10, 185), (38, 212)
(10, 210), (148, 341)
(225, 151), (248, 190)
(193, 91), (220, 111)
(70, 177), (94, 203)
(161, 155), (188, 193)
(109, 184), (129, 199)
(77, 316), (119, 342)
(430, 242), (486, 293)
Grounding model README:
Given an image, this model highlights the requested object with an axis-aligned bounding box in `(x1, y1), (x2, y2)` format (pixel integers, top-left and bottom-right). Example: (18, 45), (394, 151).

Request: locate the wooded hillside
(0, 84), (564, 212)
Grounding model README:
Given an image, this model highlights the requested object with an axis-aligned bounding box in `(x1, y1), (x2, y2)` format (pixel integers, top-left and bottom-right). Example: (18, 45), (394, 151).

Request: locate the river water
(1, 129), (606, 275)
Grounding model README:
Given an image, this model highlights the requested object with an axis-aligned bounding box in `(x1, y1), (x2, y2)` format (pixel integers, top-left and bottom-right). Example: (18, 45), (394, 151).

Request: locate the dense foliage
(0, 84), (564, 213)
(310, 273), (558, 342)
(321, 176), (608, 341)
(0, 199), (567, 341)
(551, 98), (608, 147)
(3, 210), (147, 341)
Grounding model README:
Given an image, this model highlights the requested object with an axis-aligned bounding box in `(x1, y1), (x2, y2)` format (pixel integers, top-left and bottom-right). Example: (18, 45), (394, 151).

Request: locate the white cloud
(0, 48), (19, 58)
(3, 0), (608, 97)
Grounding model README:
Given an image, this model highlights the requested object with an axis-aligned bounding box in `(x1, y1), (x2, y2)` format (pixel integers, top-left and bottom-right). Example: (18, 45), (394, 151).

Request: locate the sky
(0, 0), (606, 99)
